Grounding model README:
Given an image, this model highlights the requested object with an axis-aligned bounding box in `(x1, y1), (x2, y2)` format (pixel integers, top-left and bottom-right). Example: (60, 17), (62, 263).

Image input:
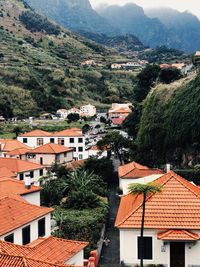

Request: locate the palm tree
(128, 182), (162, 267)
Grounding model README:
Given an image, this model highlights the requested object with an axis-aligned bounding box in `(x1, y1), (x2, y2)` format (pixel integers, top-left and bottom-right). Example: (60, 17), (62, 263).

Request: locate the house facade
(118, 161), (163, 194)
(116, 171), (200, 267)
(0, 158), (47, 185)
(26, 143), (73, 167)
(80, 104), (96, 117)
(108, 103), (132, 119)
(18, 128), (88, 160)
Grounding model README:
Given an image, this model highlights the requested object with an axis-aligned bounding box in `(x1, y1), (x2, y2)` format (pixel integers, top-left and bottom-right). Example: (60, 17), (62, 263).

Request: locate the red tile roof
(7, 148), (31, 156)
(0, 177), (41, 197)
(0, 167), (16, 178)
(19, 130), (52, 137)
(0, 253), (80, 267)
(109, 107), (131, 114)
(0, 196), (53, 235)
(112, 117), (125, 125)
(157, 230), (200, 241)
(118, 161), (163, 179)
(115, 171), (200, 229)
(52, 129), (83, 137)
(27, 143), (73, 154)
(0, 236), (87, 266)
(27, 236), (88, 264)
(0, 139), (31, 152)
(0, 158), (45, 173)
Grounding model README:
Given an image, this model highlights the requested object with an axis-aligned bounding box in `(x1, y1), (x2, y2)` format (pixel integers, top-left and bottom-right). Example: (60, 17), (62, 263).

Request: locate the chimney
(25, 173), (31, 189)
(166, 163), (171, 173)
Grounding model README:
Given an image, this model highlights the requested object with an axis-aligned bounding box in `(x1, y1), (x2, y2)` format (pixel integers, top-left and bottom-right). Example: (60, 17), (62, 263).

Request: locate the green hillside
(0, 0), (136, 118)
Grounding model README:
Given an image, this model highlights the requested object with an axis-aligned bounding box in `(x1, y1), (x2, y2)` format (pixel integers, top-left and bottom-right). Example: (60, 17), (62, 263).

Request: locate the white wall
(120, 174), (163, 194)
(17, 136), (50, 148)
(17, 168), (47, 185)
(119, 229), (200, 267)
(66, 250), (84, 266)
(22, 191), (41, 206)
(0, 213), (51, 245)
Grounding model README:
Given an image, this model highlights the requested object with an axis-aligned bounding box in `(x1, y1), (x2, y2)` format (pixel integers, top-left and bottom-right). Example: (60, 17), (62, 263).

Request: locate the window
(40, 157), (43, 165)
(19, 173), (24, 181)
(30, 171), (34, 178)
(22, 225), (30, 245)
(79, 154), (83, 160)
(28, 154), (36, 159)
(37, 138), (43, 146)
(38, 218), (45, 237)
(58, 138), (64, 145)
(23, 138), (27, 143)
(138, 237), (152, 260)
(50, 138), (55, 143)
(70, 138), (74, 143)
(78, 147), (83, 152)
(4, 233), (14, 243)
(40, 169), (43, 176)
(78, 138), (83, 143)
(64, 152), (67, 158)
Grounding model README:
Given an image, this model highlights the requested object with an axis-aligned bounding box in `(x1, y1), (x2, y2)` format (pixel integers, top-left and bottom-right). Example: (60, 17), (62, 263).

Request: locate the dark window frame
(39, 169), (43, 176)
(78, 138), (83, 143)
(30, 171), (34, 178)
(38, 217), (45, 237)
(23, 138), (27, 144)
(19, 173), (24, 181)
(70, 138), (74, 143)
(22, 225), (31, 245)
(4, 233), (14, 243)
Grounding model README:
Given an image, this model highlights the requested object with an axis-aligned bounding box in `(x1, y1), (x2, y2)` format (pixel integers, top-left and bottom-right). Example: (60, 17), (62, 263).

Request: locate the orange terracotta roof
(171, 63), (185, 69)
(0, 158), (45, 173)
(27, 143), (73, 154)
(0, 167), (16, 178)
(160, 63), (170, 68)
(19, 130), (52, 137)
(157, 230), (200, 241)
(0, 177), (41, 197)
(7, 148), (31, 156)
(109, 107), (131, 114)
(115, 171), (200, 229)
(52, 129), (83, 137)
(118, 161), (163, 179)
(65, 160), (86, 170)
(0, 196), (53, 235)
(112, 117), (125, 125)
(27, 236), (88, 264)
(0, 139), (31, 152)
(0, 253), (80, 267)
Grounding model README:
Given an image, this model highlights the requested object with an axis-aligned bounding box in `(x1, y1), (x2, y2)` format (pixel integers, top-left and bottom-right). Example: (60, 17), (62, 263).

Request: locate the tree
(82, 124), (90, 134)
(134, 64), (161, 102)
(67, 113), (80, 122)
(97, 131), (130, 164)
(159, 67), (182, 84)
(12, 126), (22, 138)
(128, 183), (162, 267)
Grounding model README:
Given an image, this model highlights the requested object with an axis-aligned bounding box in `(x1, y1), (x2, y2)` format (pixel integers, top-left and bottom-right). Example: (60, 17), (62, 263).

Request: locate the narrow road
(98, 172), (120, 267)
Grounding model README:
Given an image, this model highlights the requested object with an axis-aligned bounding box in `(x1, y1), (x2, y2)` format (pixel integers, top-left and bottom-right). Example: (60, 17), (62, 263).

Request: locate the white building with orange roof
(0, 177), (41, 205)
(118, 161), (163, 194)
(108, 103), (132, 119)
(0, 195), (53, 245)
(26, 143), (73, 167)
(0, 158), (47, 185)
(116, 171), (200, 267)
(18, 128), (87, 160)
(80, 104), (96, 117)
(6, 147), (30, 160)
(0, 139), (31, 158)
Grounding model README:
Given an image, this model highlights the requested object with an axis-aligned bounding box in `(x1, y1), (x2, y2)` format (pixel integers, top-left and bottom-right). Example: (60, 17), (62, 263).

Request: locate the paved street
(98, 173), (120, 267)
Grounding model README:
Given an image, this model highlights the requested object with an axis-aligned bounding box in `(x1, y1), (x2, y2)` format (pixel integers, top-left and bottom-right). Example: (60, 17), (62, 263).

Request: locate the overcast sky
(90, 0), (200, 18)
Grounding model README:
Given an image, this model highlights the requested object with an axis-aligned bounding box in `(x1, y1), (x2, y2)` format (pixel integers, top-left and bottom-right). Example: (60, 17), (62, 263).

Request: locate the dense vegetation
(19, 11), (61, 35)
(135, 72), (200, 167)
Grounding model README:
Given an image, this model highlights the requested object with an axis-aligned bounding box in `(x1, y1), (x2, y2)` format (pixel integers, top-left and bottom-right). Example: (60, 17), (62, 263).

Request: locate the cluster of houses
(111, 60), (148, 70)
(57, 104), (96, 119)
(108, 103), (132, 126)
(116, 161), (200, 267)
(160, 62), (193, 75)
(0, 128), (103, 266)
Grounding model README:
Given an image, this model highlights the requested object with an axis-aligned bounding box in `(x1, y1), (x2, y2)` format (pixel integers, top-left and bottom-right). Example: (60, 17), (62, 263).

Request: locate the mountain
(97, 4), (170, 48)
(146, 8), (200, 52)
(97, 4), (200, 52)
(78, 32), (145, 52)
(0, 0), (137, 118)
(24, 0), (118, 35)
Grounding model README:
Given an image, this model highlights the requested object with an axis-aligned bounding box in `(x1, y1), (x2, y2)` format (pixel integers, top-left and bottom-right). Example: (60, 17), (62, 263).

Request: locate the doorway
(170, 242), (185, 267)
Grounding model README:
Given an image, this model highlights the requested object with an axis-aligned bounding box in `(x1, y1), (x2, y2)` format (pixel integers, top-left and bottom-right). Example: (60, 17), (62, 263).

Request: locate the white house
(0, 177), (41, 205)
(0, 158), (47, 185)
(108, 103), (132, 119)
(56, 108), (69, 119)
(80, 104), (96, 117)
(118, 161), (163, 194)
(26, 143), (73, 167)
(115, 171), (200, 267)
(18, 128), (88, 160)
(0, 195), (53, 245)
